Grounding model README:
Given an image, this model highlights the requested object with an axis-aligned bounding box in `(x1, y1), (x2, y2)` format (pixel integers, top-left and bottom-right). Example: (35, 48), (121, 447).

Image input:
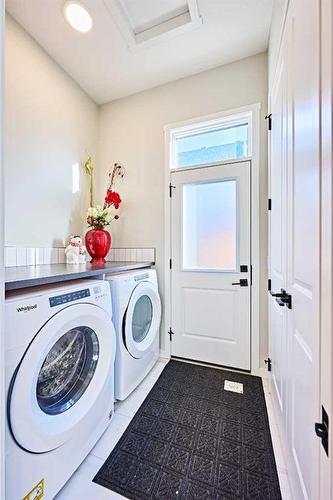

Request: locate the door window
(182, 179), (237, 271)
(36, 326), (99, 415)
(132, 295), (153, 343)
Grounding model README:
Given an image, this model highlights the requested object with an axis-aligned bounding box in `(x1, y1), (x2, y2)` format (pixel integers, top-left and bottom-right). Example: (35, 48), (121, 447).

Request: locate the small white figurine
(65, 235), (86, 264)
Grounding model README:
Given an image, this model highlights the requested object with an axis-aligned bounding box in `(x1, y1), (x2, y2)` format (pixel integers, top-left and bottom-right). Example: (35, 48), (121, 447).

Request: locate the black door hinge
(265, 114), (272, 131)
(169, 183), (176, 197)
(169, 258), (172, 269)
(268, 279), (272, 291)
(264, 358), (272, 371)
(315, 406), (329, 456)
(268, 198), (272, 211)
(168, 328), (174, 341)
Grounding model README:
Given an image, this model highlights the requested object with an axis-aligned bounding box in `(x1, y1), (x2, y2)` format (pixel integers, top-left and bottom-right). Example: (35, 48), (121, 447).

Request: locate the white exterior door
(170, 161), (251, 370)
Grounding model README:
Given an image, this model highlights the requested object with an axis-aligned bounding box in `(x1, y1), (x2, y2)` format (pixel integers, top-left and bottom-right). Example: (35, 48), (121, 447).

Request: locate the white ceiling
(6, 0), (273, 104)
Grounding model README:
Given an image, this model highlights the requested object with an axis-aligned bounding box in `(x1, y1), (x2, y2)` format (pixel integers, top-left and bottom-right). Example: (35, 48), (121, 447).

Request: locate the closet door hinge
(169, 258), (172, 269)
(168, 328), (174, 341)
(315, 406), (329, 456)
(265, 113), (272, 131)
(268, 198), (272, 211)
(264, 358), (272, 372)
(169, 183), (176, 197)
(268, 279), (271, 291)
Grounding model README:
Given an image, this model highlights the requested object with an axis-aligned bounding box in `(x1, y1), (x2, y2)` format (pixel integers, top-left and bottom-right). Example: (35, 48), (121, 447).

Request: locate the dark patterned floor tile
(196, 432), (219, 458)
(219, 439), (242, 466)
(242, 412), (267, 429)
(142, 437), (169, 465)
(183, 395), (205, 412)
(221, 421), (242, 443)
(160, 403), (183, 423)
(128, 461), (159, 496)
(243, 425), (267, 450)
(202, 401), (222, 418)
(120, 431), (147, 456)
(97, 450), (136, 488)
(150, 386), (170, 403)
(132, 414), (156, 435)
(190, 454), (215, 484)
(180, 409), (202, 428)
(154, 471), (187, 499)
(244, 446), (272, 477)
(200, 414), (220, 435)
(172, 425), (196, 449)
(221, 406), (241, 423)
(216, 463), (243, 498)
(165, 446), (191, 474)
(186, 480), (215, 499)
(151, 419), (176, 441)
(142, 399), (165, 417)
(244, 471), (279, 499)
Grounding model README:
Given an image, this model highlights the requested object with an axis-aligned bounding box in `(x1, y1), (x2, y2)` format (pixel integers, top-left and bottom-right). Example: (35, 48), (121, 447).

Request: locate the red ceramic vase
(85, 229), (111, 264)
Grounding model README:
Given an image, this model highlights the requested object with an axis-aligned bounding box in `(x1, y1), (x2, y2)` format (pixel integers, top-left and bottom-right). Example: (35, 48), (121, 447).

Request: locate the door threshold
(171, 356), (251, 375)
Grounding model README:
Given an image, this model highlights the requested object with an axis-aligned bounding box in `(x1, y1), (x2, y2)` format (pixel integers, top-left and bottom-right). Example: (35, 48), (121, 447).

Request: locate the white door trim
(162, 103), (262, 374)
(0, 3), (4, 498)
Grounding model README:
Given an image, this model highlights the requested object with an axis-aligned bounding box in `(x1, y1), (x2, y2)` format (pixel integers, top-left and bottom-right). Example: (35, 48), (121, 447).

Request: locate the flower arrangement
(84, 159), (124, 230)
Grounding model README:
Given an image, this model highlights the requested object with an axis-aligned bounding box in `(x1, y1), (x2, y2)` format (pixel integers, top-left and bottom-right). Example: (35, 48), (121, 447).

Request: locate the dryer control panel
(49, 288), (90, 307)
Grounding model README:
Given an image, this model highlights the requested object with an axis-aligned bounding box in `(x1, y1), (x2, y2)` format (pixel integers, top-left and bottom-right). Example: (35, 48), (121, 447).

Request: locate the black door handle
(270, 289), (292, 309)
(232, 279), (248, 287)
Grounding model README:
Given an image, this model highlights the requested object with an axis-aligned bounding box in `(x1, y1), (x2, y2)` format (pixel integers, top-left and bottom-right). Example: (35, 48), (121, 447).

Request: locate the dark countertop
(5, 261), (154, 291)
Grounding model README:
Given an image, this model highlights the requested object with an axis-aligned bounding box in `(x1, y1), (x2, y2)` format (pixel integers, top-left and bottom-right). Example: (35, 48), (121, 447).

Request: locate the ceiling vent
(104, 0), (202, 49)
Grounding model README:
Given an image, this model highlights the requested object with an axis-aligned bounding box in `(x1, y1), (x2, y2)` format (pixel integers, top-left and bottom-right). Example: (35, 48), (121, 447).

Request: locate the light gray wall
(268, 0), (289, 88)
(4, 16), (99, 248)
(97, 52), (269, 361)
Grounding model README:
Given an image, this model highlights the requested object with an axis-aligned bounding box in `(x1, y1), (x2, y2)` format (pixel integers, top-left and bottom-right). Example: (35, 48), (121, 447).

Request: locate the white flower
(87, 207), (98, 217)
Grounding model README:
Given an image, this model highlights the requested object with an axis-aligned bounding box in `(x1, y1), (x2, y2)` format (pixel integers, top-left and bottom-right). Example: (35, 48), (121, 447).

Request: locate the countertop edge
(5, 262), (154, 291)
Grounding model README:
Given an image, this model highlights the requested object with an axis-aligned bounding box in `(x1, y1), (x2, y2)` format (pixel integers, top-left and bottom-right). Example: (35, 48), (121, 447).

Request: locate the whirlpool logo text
(16, 304), (37, 313)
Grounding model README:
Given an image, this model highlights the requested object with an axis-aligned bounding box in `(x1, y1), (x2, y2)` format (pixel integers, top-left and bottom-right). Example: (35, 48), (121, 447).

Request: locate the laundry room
(0, 1), (332, 499)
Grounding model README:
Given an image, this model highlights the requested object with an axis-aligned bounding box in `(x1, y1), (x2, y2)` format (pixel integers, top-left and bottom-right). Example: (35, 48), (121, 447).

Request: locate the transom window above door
(168, 111), (252, 170)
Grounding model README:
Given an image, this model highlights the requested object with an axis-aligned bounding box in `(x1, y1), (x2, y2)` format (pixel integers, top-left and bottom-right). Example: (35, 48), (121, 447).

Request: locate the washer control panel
(134, 273), (149, 282)
(49, 288), (90, 307)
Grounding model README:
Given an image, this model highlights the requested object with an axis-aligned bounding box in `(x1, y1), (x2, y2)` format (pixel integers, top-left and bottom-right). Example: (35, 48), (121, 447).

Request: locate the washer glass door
(37, 326), (99, 415)
(9, 303), (115, 453)
(124, 281), (161, 359)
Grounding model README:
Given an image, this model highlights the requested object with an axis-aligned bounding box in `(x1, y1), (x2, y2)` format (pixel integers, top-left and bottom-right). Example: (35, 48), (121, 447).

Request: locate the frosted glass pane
(175, 124), (248, 168)
(182, 180), (237, 270)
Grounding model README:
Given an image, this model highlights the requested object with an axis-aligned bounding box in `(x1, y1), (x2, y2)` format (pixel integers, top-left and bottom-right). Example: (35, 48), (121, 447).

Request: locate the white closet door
(268, 36), (288, 429)
(286, 0), (320, 497)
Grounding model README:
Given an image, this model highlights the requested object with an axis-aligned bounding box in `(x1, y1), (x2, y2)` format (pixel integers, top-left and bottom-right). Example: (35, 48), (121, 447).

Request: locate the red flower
(105, 190), (122, 209)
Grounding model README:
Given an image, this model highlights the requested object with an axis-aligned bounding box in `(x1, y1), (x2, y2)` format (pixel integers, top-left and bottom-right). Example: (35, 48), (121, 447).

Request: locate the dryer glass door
(124, 281), (161, 359)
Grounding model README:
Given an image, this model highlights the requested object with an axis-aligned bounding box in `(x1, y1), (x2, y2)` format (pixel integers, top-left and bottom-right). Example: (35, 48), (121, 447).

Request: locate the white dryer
(5, 279), (116, 500)
(106, 269), (161, 400)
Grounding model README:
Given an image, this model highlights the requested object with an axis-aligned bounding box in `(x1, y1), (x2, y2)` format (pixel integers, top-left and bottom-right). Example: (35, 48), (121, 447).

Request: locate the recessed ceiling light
(63, 1), (92, 33)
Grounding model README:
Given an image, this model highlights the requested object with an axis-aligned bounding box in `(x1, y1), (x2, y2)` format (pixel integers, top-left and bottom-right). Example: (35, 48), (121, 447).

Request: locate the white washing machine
(5, 279), (116, 500)
(106, 269), (161, 400)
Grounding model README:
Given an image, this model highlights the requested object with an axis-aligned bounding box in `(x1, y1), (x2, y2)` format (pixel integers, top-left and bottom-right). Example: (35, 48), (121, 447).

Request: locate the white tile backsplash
(5, 246), (156, 267)
(26, 248), (36, 266)
(35, 248), (44, 265)
(58, 248), (66, 264)
(5, 247), (16, 267)
(16, 248), (27, 266)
